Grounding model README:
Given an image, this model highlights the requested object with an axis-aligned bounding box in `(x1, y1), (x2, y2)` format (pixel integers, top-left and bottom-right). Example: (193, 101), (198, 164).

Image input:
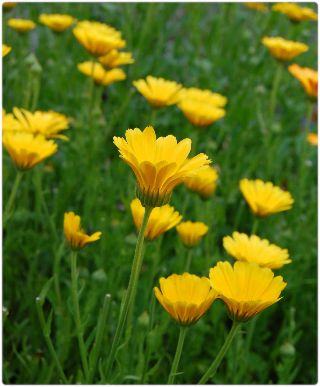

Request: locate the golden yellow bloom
(133, 76), (183, 108)
(261, 37), (308, 61)
(272, 3), (317, 22)
(130, 198), (182, 240)
(77, 61), (126, 86)
(223, 232), (291, 269)
(288, 64), (317, 98)
(3, 2), (17, 9)
(99, 49), (134, 68)
(180, 88), (227, 108)
(307, 132), (318, 146)
(64, 212), (101, 249)
(240, 178), (294, 217)
(209, 261), (287, 322)
(2, 44), (12, 57)
(73, 20), (125, 56)
(184, 165), (218, 199)
(178, 99), (226, 127)
(113, 126), (211, 207)
(39, 13), (75, 32)
(244, 2), (268, 12)
(176, 221), (208, 247)
(3, 109), (19, 131)
(154, 273), (218, 326)
(7, 18), (36, 33)
(3, 132), (57, 170)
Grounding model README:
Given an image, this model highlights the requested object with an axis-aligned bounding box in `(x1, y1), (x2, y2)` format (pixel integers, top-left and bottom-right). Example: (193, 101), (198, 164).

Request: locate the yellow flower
(64, 212), (102, 249)
(244, 2), (268, 12)
(307, 133), (318, 146)
(178, 99), (226, 127)
(73, 20), (125, 56)
(154, 273), (218, 326)
(179, 87), (227, 108)
(2, 109), (20, 131)
(272, 3), (317, 22)
(209, 261), (287, 322)
(3, 132), (58, 170)
(288, 64), (317, 98)
(3, 107), (70, 140)
(2, 44), (12, 57)
(113, 126), (211, 207)
(223, 232), (291, 269)
(77, 61), (126, 86)
(184, 165), (218, 199)
(176, 221), (208, 247)
(8, 18), (36, 33)
(99, 49), (134, 68)
(3, 2), (17, 9)
(39, 13), (76, 32)
(261, 36), (308, 61)
(130, 198), (182, 240)
(133, 76), (183, 108)
(240, 178), (294, 217)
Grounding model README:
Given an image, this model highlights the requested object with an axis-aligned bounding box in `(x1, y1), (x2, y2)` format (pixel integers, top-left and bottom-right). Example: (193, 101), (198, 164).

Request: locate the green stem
(184, 249), (193, 272)
(105, 206), (152, 380)
(269, 62), (283, 123)
(198, 320), (241, 384)
(3, 170), (23, 227)
(53, 241), (65, 315)
(251, 217), (259, 235)
(168, 326), (188, 384)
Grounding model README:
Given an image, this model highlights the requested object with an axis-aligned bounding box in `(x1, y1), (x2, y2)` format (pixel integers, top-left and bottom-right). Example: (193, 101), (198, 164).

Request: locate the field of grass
(2, 2), (317, 384)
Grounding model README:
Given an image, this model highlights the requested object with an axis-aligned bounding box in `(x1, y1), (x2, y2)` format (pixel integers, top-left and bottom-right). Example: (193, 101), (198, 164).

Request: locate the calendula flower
(7, 18), (36, 33)
(154, 273), (218, 326)
(244, 2), (268, 12)
(39, 13), (76, 32)
(64, 212), (101, 249)
(180, 88), (227, 108)
(113, 126), (211, 207)
(2, 44), (12, 57)
(73, 20), (125, 56)
(288, 64), (317, 98)
(133, 76), (183, 108)
(223, 232), (291, 269)
(272, 3), (317, 22)
(176, 221), (208, 247)
(209, 261), (287, 322)
(2, 109), (19, 131)
(184, 165), (218, 199)
(307, 133), (318, 146)
(240, 178), (294, 217)
(3, 132), (57, 170)
(99, 49), (134, 68)
(261, 36), (308, 61)
(77, 61), (126, 86)
(178, 99), (226, 127)
(130, 198), (182, 240)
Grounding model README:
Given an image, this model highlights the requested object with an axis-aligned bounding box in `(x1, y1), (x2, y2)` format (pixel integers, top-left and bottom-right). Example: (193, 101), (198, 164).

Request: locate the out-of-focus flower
(272, 3), (317, 22)
(133, 76), (183, 107)
(64, 212), (101, 249)
(39, 13), (76, 32)
(288, 64), (317, 98)
(261, 36), (308, 61)
(3, 2), (17, 9)
(3, 132), (57, 169)
(307, 133), (318, 146)
(179, 88), (227, 108)
(8, 18), (36, 33)
(184, 165), (218, 199)
(2, 44), (12, 57)
(99, 49), (134, 68)
(176, 221), (208, 247)
(154, 273), (218, 326)
(130, 198), (182, 240)
(223, 232), (291, 269)
(77, 61), (126, 86)
(240, 178), (294, 216)
(244, 2), (268, 12)
(2, 109), (19, 131)
(178, 99), (225, 127)
(209, 261), (287, 321)
(113, 126), (211, 207)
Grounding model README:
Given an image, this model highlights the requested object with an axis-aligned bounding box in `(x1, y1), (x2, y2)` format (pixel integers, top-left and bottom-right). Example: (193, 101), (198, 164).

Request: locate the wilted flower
(78, 61), (126, 86)
(272, 3), (317, 22)
(130, 198), (182, 240)
(244, 2), (268, 12)
(176, 221), (208, 247)
(178, 100), (225, 127)
(288, 64), (317, 98)
(64, 212), (101, 249)
(99, 49), (134, 68)
(7, 18), (36, 33)
(209, 261), (287, 322)
(2, 44), (12, 57)
(154, 273), (218, 326)
(184, 165), (218, 199)
(240, 178), (294, 216)
(223, 232), (291, 269)
(3, 2), (17, 9)
(307, 133), (318, 146)
(261, 36), (308, 61)
(39, 13), (76, 32)
(113, 126), (211, 207)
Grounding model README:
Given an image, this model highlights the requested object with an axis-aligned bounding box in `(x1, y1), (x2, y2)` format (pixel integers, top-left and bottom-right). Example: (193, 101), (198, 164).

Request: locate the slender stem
(251, 217), (259, 235)
(3, 170), (23, 227)
(198, 320), (241, 384)
(269, 62), (283, 123)
(168, 326), (188, 384)
(105, 206), (152, 380)
(53, 241), (65, 315)
(184, 249), (193, 272)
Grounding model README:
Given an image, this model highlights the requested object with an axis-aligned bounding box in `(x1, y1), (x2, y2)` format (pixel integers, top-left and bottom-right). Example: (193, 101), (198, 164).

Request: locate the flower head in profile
(209, 261), (287, 322)
(39, 13), (76, 32)
(176, 221), (208, 247)
(130, 198), (182, 240)
(133, 76), (183, 108)
(244, 2), (268, 12)
(240, 178), (294, 217)
(2, 44), (12, 57)
(223, 232), (291, 269)
(64, 212), (102, 249)
(184, 165), (218, 199)
(8, 18), (36, 33)
(261, 36), (308, 61)
(99, 49), (134, 68)
(288, 64), (317, 98)
(3, 109), (20, 131)
(180, 87), (227, 109)
(3, 132), (58, 170)
(154, 273), (218, 326)
(307, 133), (318, 146)
(78, 61), (126, 86)
(113, 126), (211, 207)
(272, 3), (317, 22)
